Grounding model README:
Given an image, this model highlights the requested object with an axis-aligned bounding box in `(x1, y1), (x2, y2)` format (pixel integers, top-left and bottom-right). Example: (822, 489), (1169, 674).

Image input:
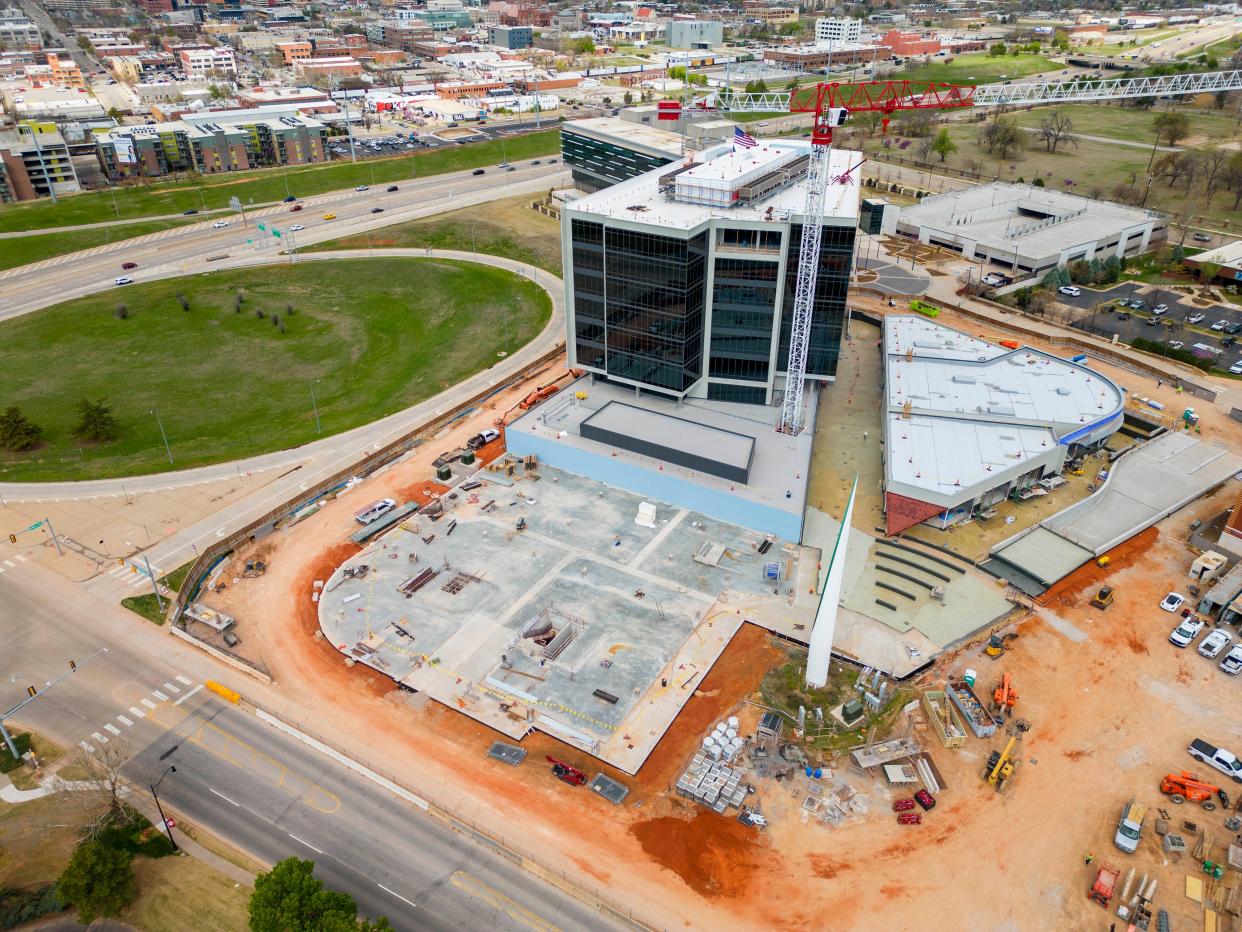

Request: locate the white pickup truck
(1189, 738), (1242, 784)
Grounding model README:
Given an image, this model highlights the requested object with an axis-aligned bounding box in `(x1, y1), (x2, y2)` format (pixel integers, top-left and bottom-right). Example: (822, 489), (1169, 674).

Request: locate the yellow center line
(450, 871), (562, 932)
(145, 702), (341, 814)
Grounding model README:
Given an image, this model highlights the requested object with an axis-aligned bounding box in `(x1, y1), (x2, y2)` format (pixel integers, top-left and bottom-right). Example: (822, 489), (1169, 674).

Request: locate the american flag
(733, 127), (757, 149)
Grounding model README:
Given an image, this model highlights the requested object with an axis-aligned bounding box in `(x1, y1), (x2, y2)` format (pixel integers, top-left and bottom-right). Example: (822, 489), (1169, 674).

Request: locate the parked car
(1188, 313), (1205, 324)
(1169, 616), (1206, 647)
(1160, 592), (1186, 612)
(1221, 644), (1242, 675)
(467, 428), (500, 450)
(1117, 312), (1131, 321)
(1193, 233), (1212, 243)
(1167, 340), (1184, 350)
(1058, 285), (1081, 297)
(1225, 322), (1242, 335)
(288, 224), (304, 232)
(113, 276), (134, 285)
(387, 185), (399, 192)
(1199, 628), (1234, 658)
(1128, 300), (1144, 310)
(1152, 304), (1168, 315)
(1189, 738), (1242, 783)
(1230, 361), (1242, 375)
(354, 498), (397, 525)
(121, 261), (137, 270)
(1211, 320), (1228, 331)
(212, 220), (229, 229)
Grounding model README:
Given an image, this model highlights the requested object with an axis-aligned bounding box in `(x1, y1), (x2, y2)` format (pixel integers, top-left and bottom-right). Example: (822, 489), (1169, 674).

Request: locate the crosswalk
(0, 552), (29, 575)
(106, 559), (168, 590)
(78, 674), (195, 754)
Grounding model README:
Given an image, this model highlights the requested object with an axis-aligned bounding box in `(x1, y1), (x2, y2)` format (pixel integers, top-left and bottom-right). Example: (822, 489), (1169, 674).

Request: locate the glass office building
(563, 140), (859, 407)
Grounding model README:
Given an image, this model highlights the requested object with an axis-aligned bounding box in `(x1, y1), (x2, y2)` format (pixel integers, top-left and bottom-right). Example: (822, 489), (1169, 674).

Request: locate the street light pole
(309, 379), (322, 434)
(150, 409), (173, 465)
(150, 765), (178, 852)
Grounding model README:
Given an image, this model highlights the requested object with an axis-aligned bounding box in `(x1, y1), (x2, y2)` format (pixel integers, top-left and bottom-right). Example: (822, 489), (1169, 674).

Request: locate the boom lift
(677, 68), (1242, 435)
(983, 736), (1019, 792)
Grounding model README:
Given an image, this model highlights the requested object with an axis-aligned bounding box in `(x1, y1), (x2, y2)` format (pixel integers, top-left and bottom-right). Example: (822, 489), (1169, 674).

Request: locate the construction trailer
(920, 690), (966, 749)
(947, 679), (997, 738)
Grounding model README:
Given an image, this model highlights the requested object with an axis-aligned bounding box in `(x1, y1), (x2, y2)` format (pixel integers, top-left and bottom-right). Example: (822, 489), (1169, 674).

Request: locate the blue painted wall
(508, 431), (804, 540)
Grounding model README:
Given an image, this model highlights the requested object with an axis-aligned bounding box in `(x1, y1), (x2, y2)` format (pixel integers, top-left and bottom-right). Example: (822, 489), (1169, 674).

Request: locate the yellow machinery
(985, 632), (1017, 659)
(1090, 586), (1114, 610)
(984, 736), (1019, 792)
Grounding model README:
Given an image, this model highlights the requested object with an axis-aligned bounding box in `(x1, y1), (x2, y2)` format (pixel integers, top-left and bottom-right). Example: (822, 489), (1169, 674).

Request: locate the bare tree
(1034, 111), (1077, 153)
(66, 736), (131, 836)
(963, 157), (984, 176)
(915, 136), (935, 164)
(1202, 150), (1228, 194)
(1176, 152), (1203, 192)
(977, 119), (1025, 160)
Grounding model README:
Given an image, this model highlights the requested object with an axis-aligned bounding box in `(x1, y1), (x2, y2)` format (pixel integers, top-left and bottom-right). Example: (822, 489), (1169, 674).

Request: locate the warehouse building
(881, 315), (1125, 535)
(895, 182), (1167, 278)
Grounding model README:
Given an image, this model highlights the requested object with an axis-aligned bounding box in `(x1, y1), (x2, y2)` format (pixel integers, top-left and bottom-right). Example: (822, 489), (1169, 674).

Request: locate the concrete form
(318, 462), (815, 774)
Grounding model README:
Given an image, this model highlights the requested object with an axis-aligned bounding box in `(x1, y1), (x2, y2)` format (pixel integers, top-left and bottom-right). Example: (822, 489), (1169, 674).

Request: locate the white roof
(565, 139), (859, 231)
(1190, 239), (1242, 269)
(884, 315), (1125, 501)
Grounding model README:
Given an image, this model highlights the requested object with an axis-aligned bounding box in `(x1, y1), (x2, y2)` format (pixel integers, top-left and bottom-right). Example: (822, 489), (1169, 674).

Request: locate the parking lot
(331, 116), (571, 161)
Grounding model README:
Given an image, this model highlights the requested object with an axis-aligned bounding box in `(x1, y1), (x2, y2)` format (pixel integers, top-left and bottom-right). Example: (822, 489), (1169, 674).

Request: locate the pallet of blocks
(677, 753), (748, 814)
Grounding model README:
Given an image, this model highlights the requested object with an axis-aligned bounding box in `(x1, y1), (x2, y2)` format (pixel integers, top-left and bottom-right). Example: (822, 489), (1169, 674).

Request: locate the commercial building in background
(0, 121), (79, 202)
(487, 25), (532, 49)
(94, 114), (328, 181)
(562, 139), (859, 407)
(764, 43), (886, 69)
(815, 18), (864, 44)
(275, 40), (312, 64)
(177, 46), (236, 77)
(0, 10), (41, 50)
(880, 315), (1125, 535)
(895, 182), (1166, 279)
(667, 20), (724, 50)
(293, 56), (362, 80)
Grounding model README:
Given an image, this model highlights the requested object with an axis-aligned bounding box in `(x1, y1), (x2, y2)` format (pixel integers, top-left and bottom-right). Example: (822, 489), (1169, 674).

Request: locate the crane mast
(715, 69), (1242, 434)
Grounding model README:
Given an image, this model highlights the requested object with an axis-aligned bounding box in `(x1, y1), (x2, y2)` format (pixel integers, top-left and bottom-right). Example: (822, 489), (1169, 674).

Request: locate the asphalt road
(0, 161), (568, 321)
(0, 564), (623, 932)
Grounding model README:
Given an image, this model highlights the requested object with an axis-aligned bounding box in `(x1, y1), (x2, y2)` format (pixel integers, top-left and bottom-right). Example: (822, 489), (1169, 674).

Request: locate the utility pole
(0, 650), (107, 760)
(142, 554), (164, 612)
(309, 379), (322, 434)
(150, 409), (173, 465)
(150, 764), (179, 852)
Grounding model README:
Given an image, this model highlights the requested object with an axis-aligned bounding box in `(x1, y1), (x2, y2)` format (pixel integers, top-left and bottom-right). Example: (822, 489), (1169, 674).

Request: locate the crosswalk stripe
(128, 706), (146, 719)
(152, 690), (168, 701)
(3, 560), (13, 568)
(92, 732), (108, 744)
(140, 698), (156, 709)
(14, 554), (26, 562)
(163, 682), (180, 694)
(117, 715), (133, 727)
(175, 675), (192, 686)
(79, 741), (95, 753)
(103, 723), (121, 735)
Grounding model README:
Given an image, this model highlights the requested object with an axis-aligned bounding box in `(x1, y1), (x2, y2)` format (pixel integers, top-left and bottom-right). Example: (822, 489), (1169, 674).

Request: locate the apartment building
(0, 120), (79, 201)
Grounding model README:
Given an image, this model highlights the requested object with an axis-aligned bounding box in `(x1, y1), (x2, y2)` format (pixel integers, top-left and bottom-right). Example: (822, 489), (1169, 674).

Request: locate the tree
(1034, 111), (1076, 153)
(1153, 110), (1190, 147)
(571, 37), (595, 55)
(1052, 29), (1071, 51)
(622, 91), (633, 106)
(107, 106), (123, 120)
(988, 42), (1007, 57)
(73, 399), (119, 444)
(977, 119), (1024, 159)
(743, 78), (769, 94)
(249, 858), (390, 932)
(930, 128), (957, 162)
(1198, 261), (1222, 284)
(0, 406), (42, 451)
(56, 839), (135, 924)
(915, 136), (935, 164)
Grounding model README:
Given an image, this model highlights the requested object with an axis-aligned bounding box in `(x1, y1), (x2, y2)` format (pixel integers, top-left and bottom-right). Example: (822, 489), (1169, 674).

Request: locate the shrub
(0, 885), (64, 930)
(1132, 337), (1213, 371)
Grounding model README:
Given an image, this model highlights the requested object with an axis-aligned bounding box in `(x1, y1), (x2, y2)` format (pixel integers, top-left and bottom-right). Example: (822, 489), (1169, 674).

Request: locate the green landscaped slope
(0, 128), (561, 234)
(0, 258), (550, 481)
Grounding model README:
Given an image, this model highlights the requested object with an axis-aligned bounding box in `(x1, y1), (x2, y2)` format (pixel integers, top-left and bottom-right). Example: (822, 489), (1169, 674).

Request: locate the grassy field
(318, 193), (563, 273)
(0, 128), (561, 234)
(122, 854), (250, 932)
(0, 794), (92, 889)
(0, 217), (195, 272)
(1005, 103), (1240, 145)
(894, 52), (1061, 85)
(1177, 30), (1242, 60)
(0, 258), (550, 481)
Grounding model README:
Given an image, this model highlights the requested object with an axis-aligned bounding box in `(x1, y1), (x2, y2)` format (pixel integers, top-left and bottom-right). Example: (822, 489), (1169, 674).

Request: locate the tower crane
(685, 69), (1242, 434)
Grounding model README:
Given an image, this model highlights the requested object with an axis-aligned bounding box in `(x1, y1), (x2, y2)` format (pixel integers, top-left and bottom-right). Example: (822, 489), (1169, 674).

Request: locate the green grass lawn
(0, 218), (195, 272)
(0, 128), (561, 234)
(894, 52), (1061, 85)
(1176, 30), (1242, 60)
(1005, 103), (1239, 145)
(317, 193), (563, 274)
(0, 258), (550, 481)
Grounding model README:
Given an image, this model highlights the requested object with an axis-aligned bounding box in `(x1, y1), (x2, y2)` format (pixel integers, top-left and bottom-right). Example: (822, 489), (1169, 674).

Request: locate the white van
(354, 498), (396, 525)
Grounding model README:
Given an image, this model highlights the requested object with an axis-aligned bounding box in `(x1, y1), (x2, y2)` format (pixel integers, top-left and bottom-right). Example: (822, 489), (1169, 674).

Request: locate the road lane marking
(163, 682), (180, 694)
(377, 884), (419, 910)
(288, 834), (323, 854)
(152, 690), (169, 701)
(92, 732), (108, 744)
(175, 675), (192, 686)
(140, 698), (157, 709)
(117, 715), (133, 727)
(208, 787), (240, 807)
(79, 741), (95, 753)
(128, 706), (146, 719)
(103, 723), (121, 735)
(173, 683), (203, 706)
(450, 871), (561, 932)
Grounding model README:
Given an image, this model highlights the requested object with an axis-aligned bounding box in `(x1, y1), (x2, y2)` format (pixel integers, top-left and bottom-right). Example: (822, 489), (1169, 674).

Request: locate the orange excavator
(1161, 771), (1225, 808)
(992, 673), (1018, 715)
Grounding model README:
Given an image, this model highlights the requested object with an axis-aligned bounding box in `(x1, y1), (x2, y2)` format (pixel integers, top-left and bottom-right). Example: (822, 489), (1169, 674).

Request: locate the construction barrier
(205, 680), (241, 704)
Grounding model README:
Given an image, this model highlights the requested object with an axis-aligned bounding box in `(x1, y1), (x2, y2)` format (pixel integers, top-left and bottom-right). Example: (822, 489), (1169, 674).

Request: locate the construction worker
(1085, 853), (1095, 866)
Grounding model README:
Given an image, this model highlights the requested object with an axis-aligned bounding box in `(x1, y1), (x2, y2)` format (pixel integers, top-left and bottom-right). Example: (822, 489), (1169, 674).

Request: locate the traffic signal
(117, 558), (124, 567)
(68, 660), (76, 672)
(25, 686), (35, 698)
(7, 534), (14, 544)
(130, 565), (137, 574)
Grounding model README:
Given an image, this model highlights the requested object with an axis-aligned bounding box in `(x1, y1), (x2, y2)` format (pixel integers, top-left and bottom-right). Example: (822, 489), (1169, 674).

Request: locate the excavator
(1161, 771), (1229, 809)
(985, 632), (1018, 659)
(992, 673), (1018, 719)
